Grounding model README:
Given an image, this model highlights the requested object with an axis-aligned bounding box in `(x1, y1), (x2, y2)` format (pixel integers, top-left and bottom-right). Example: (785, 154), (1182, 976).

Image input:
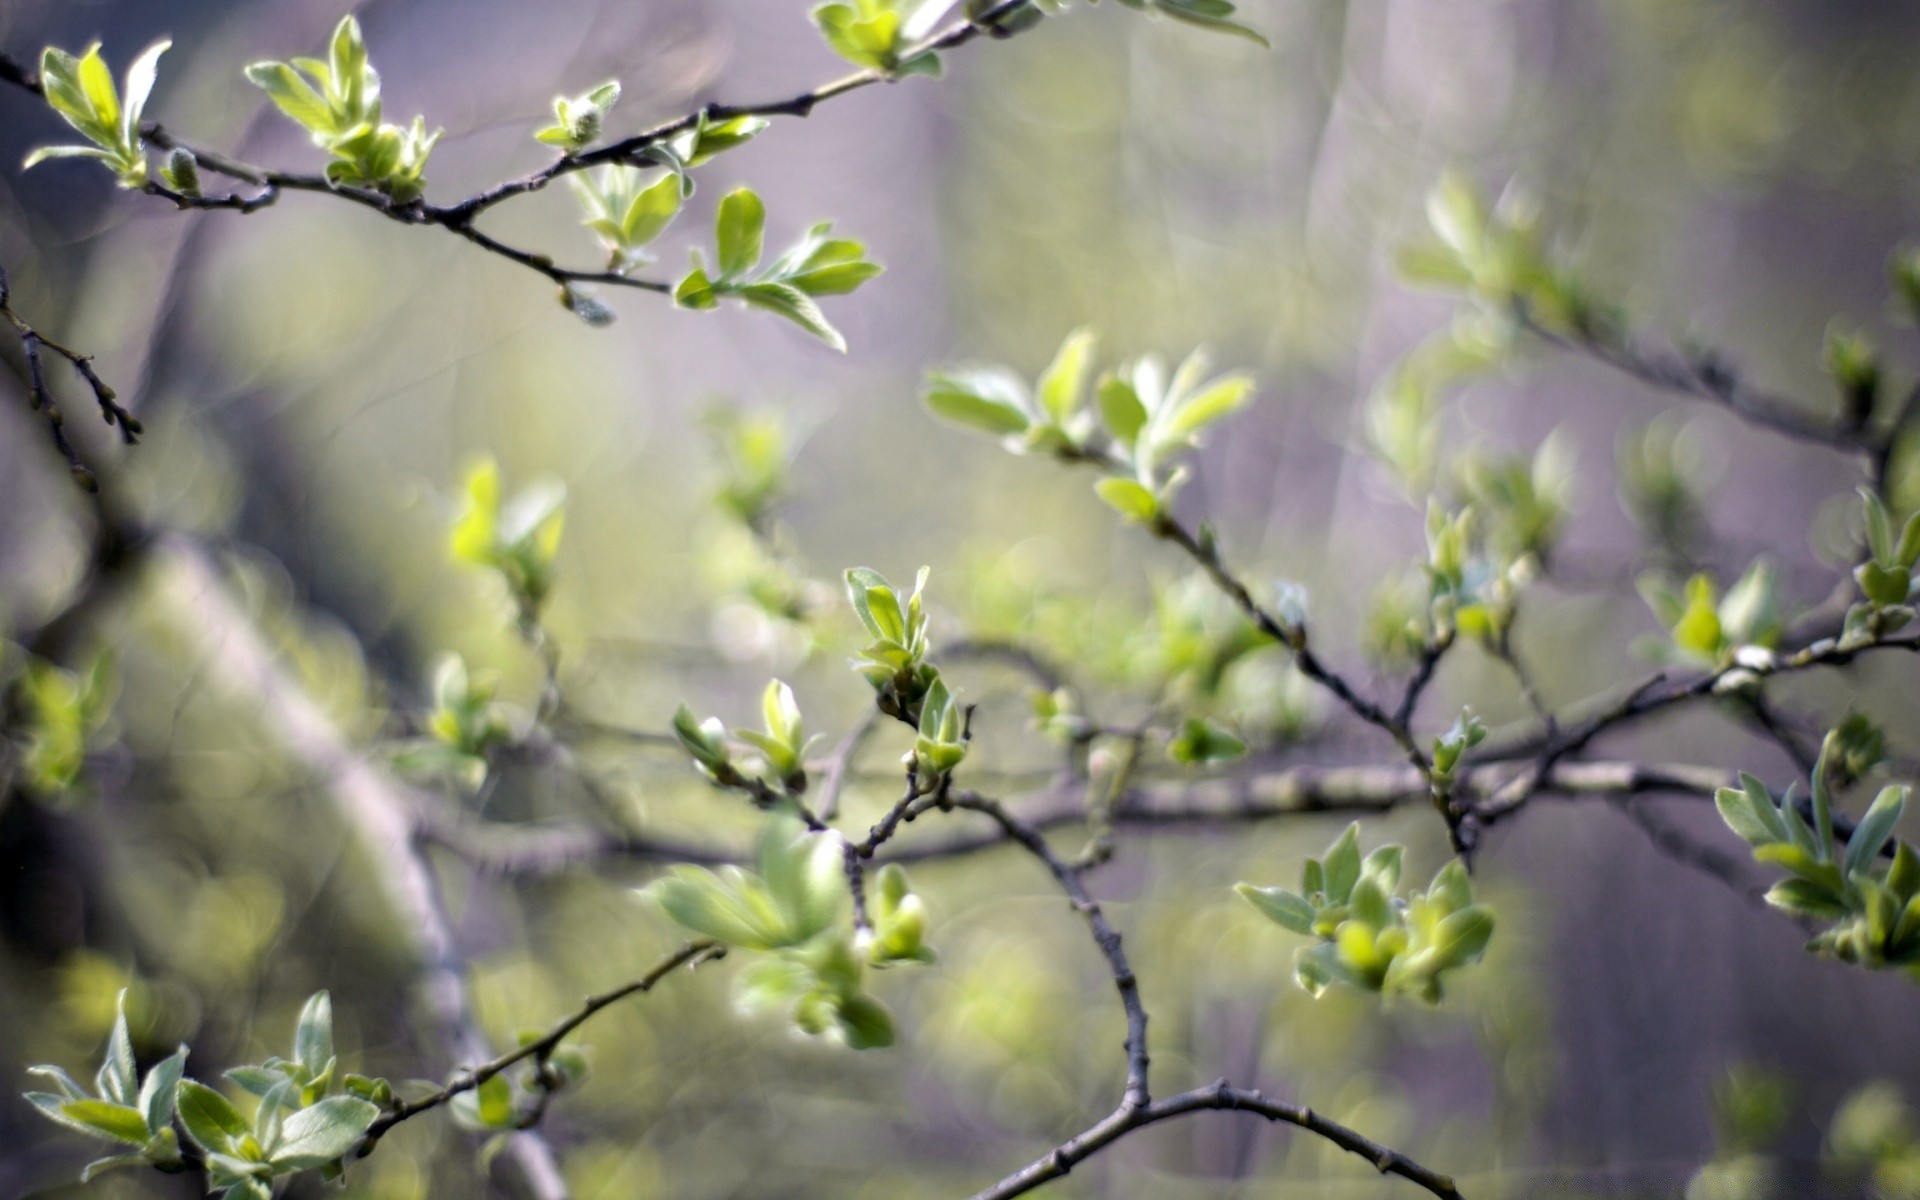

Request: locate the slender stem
(362, 940), (723, 1143)
(967, 1080), (1464, 1200)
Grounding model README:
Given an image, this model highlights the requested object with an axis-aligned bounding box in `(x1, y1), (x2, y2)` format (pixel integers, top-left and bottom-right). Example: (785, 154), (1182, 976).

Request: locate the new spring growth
(1715, 730), (1920, 973)
(26, 39), (171, 187)
(1237, 823), (1494, 1003)
(246, 16), (441, 203)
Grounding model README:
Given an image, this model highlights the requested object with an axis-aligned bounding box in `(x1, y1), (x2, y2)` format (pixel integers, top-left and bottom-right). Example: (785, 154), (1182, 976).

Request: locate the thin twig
(362, 940), (723, 1143)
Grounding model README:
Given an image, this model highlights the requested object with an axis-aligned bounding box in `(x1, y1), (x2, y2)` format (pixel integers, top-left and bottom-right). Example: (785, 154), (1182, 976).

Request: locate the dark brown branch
(948, 790), (1150, 1109)
(0, 0), (1045, 305)
(362, 940), (723, 1144)
(967, 1080), (1464, 1199)
(1, 265), (140, 491)
(1517, 305), (1864, 457)
(1148, 513), (1427, 768)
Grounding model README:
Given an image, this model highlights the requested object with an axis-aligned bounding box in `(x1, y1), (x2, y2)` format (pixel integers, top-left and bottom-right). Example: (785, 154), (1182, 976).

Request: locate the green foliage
(159, 146), (200, 196)
(533, 80), (620, 154)
(1398, 171), (1596, 335)
(13, 651), (116, 797)
(706, 404), (792, 529)
(1685, 1064), (1793, 1200)
(448, 457), (567, 619)
(26, 39), (170, 187)
(913, 675), (969, 776)
(846, 566), (941, 723)
(864, 864), (935, 966)
(568, 165), (683, 272)
(390, 655), (512, 788)
(1844, 488), (1920, 646)
(1828, 1081), (1920, 1199)
(169, 991), (382, 1197)
(246, 16), (440, 202)
(1429, 709), (1487, 793)
(1640, 559), (1781, 667)
(1102, 0), (1269, 46)
(743, 680), (818, 789)
(1167, 716), (1246, 765)
(644, 820), (925, 1048)
(1618, 414), (1713, 556)
(924, 328), (1099, 454)
(810, 0), (945, 76)
(657, 112), (770, 171)
(674, 188), (883, 351)
(1236, 824), (1494, 1002)
(922, 331), (1257, 524)
(1825, 326), (1882, 430)
(24, 991), (187, 1180)
(672, 680), (821, 792)
(1715, 734), (1920, 973)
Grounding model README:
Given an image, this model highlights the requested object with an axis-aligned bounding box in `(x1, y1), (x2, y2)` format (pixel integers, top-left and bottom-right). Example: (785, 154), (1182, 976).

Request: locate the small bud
(161, 147), (201, 197)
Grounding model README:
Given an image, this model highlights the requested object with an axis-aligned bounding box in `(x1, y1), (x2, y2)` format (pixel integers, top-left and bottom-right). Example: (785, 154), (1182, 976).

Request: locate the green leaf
(269, 1095), (378, 1171)
(138, 1047), (187, 1136)
(1036, 328), (1096, 426)
(1161, 374), (1255, 444)
(23, 144), (115, 169)
(925, 378), (1031, 437)
(119, 39), (170, 138)
(75, 46), (121, 135)
(294, 991), (333, 1078)
(1321, 824), (1362, 904)
(1097, 375), (1148, 447)
(244, 62), (335, 136)
(835, 994), (895, 1050)
(1426, 906), (1495, 969)
(1863, 487), (1894, 565)
(27, 1065), (88, 1100)
(1094, 477), (1160, 523)
(1715, 785), (1776, 848)
(60, 1099), (152, 1145)
(1764, 878), (1849, 920)
(175, 1080), (249, 1153)
(715, 188), (766, 279)
(621, 172), (683, 247)
(735, 282), (846, 352)
(674, 268), (717, 310)
(99, 991), (137, 1108)
(1846, 786), (1908, 880)
(79, 1154), (147, 1183)
(1236, 883), (1315, 934)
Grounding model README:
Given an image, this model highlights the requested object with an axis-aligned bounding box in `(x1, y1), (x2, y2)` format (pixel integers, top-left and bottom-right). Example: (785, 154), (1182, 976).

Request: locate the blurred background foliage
(4, 0), (1920, 1196)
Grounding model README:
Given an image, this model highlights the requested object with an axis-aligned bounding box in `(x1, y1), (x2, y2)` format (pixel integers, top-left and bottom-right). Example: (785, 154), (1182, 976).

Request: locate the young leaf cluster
(673, 679), (820, 793)
(12, 652), (116, 797)
(844, 566), (949, 737)
(534, 81), (620, 154)
(390, 654), (513, 789)
(923, 328), (1256, 525)
(674, 188), (883, 351)
(1846, 488), (1920, 646)
(25, 991), (383, 1197)
(811, 0), (947, 76)
(448, 458), (567, 621)
(1716, 737), (1920, 973)
(25, 40), (170, 187)
(245, 17), (440, 202)
(25, 992), (186, 1182)
(644, 821), (931, 1048)
(1639, 559), (1780, 668)
(1237, 824), (1495, 1003)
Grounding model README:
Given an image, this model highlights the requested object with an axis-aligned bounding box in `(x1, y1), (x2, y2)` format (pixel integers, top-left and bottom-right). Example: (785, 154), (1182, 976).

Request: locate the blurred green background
(5, 0), (1920, 1196)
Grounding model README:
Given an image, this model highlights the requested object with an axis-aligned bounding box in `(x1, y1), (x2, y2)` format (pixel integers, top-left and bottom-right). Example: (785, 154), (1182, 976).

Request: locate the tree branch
(1, 264), (140, 491)
(968, 1079), (1465, 1199)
